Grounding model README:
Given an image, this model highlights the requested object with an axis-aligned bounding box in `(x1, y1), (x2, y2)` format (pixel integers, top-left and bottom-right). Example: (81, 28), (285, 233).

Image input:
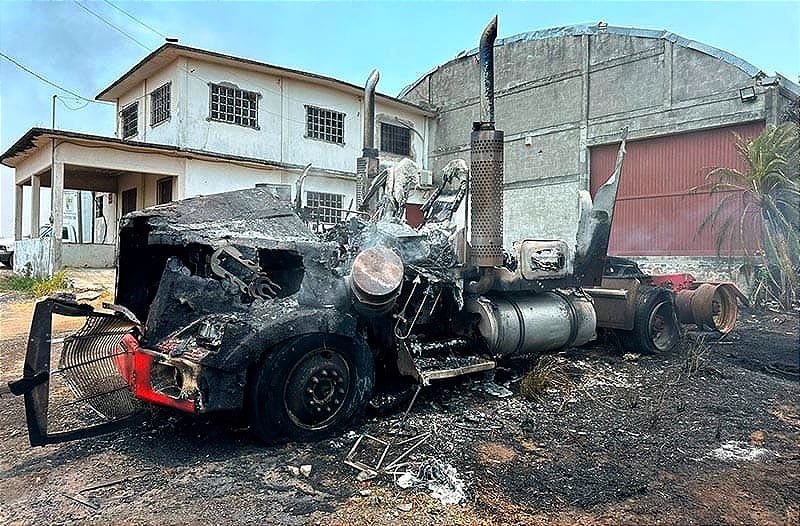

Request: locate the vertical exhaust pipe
(470, 16), (504, 270)
(479, 16), (497, 125)
(357, 69), (380, 209)
(363, 69), (380, 155)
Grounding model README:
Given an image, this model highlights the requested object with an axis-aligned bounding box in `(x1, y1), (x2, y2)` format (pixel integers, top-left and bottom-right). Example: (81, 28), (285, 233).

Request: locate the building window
(380, 122), (411, 156)
(306, 191), (343, 225)
(305, 105), (345, 144)
(256, 183), (292, 201)
(121, 188), (137, 216)
(156, 178), (173, 205)
(121, 103), (138, 139)
(209, 83), (259, 128)
(150, 83), (171, 127)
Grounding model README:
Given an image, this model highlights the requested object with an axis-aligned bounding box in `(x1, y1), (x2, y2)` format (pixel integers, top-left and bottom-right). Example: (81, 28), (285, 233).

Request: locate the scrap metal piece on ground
(344, 384), (431, 476)
(343, 433), (391, 476)
(472, 381), (513, 398)
(344, 432), (433, 476)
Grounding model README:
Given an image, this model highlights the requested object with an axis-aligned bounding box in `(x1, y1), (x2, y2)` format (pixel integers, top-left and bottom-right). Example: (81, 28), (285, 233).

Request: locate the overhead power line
(72, 0), (152, 51)
(101, 0), (167, 39)
(64, 2), (361, 128)
(0, 51), (108, 104)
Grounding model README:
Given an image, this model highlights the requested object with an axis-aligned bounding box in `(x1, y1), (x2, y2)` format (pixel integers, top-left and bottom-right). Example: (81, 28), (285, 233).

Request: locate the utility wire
(57, 0), (407, 134)
(72, 0), (152, 51)
(101, 0), (166, 39)
(57, 96), (91, 111)
(67, 0), (365, 126)
(0, 51), (109, 104)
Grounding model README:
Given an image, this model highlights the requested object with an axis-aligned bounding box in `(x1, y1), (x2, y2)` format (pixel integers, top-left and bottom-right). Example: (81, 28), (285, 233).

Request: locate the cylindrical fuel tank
(464, 291), (596, 357)
(470, 128), (504, 267)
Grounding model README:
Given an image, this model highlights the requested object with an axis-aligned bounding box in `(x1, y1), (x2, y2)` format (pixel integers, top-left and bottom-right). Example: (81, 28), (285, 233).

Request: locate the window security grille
(150, 83), (171, 126)
(209, 83), (259, 128)
(121, 103), (138, 139)
(306, 191), (343, 224)
(305, 105), (345, 144)
(380, 122), (411, 156)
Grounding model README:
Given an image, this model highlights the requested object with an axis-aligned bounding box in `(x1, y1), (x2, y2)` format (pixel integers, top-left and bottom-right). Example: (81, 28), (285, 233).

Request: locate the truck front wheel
(248, 333), (374, 443)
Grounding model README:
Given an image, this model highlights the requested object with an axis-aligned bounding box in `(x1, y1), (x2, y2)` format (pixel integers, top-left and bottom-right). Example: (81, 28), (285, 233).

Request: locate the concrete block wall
(403, 28), (769, 253)
(633, 255), (753, 293)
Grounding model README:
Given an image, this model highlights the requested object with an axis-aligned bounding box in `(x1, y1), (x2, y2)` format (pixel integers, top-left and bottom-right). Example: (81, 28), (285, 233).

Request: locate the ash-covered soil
(0, 301), (797, 526)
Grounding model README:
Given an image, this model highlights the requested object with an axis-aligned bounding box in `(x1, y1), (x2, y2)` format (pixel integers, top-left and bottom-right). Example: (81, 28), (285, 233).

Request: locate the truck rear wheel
(619, 287), (679, 354)
(248, 333), (374, 443)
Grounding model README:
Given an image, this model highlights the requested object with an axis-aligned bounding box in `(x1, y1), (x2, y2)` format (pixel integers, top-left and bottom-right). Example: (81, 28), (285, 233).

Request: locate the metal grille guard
(7, 297), (143, 446)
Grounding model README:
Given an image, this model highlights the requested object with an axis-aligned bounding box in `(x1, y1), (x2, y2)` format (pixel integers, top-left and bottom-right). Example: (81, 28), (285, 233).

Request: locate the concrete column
(764, 86), (779, 126)
(31, 174), (41, 235)
(51, 161), (64, 272)
(578, 34), (591, 190)
(663, 41), (674, 110)
(14, 184), (23, 240)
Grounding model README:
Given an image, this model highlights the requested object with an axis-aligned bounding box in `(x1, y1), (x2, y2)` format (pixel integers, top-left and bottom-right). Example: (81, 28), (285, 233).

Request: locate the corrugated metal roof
(399, 23), (780, 99)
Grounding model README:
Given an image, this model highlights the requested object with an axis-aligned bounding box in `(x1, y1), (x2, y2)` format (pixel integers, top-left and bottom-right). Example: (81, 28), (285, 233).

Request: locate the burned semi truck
(10, 18), (682, 446)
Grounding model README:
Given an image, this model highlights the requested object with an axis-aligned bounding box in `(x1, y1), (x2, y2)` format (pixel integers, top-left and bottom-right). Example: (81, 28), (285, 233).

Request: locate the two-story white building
(2, 43), (433, 275)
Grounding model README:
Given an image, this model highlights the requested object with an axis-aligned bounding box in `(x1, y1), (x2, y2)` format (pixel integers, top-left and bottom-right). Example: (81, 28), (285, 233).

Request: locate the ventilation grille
(51, 315), (142, 430)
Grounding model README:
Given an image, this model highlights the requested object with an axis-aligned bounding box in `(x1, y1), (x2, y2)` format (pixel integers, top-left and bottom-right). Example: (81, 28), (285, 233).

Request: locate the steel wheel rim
(283, 346), (351, 430)
(648, 300), (678, 351)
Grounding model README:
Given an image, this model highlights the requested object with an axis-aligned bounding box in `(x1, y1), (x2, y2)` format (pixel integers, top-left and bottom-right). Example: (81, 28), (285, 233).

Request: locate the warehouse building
(400, 23), (799, 279)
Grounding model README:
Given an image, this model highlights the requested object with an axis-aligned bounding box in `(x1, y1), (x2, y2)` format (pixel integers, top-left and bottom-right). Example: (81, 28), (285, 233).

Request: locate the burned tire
(619, 287), (679, 354)
(248, 333), (374, 443)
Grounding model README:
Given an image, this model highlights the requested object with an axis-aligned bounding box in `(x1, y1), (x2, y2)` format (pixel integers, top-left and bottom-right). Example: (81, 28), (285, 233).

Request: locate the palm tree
(694, 122), (800, 309)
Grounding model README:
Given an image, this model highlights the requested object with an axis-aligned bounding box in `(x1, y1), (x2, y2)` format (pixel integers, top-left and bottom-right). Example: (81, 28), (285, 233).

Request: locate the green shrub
(0, 270), (69, 297)
(0, 273), (37, 292)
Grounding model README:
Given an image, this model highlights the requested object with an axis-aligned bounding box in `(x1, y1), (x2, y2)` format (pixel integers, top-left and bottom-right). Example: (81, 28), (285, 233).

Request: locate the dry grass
(519, 356), (573, 401)
(682, 334), (711, 377)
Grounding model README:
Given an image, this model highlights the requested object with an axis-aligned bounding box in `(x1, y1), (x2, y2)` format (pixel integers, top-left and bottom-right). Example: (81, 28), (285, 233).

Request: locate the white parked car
(0, 238), (13, 268)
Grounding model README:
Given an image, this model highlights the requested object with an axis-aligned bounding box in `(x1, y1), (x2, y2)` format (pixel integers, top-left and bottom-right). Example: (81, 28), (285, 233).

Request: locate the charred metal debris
(10, 16), (743, 447)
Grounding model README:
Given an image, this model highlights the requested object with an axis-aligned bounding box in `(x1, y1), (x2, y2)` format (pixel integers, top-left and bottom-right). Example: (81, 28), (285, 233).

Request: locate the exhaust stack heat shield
(470, 128), (504, 267)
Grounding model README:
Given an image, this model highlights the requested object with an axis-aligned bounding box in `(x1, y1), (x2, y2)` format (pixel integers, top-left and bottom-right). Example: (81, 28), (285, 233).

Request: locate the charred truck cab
(11, 18), (659, 446)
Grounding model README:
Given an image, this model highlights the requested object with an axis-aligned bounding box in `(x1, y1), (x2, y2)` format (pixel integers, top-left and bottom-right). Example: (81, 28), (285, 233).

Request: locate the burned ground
(0, 287), (797, 525)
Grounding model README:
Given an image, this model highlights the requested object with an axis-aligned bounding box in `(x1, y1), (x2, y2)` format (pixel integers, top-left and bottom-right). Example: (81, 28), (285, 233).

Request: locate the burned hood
(121, 187), (318, 248)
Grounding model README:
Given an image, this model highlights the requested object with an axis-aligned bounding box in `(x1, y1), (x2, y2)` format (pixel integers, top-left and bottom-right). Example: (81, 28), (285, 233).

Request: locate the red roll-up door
(590, 122), (764, 256)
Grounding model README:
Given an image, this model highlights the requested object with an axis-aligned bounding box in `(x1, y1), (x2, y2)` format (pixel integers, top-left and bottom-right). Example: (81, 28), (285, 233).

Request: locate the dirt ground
(1, 269), (798, 525)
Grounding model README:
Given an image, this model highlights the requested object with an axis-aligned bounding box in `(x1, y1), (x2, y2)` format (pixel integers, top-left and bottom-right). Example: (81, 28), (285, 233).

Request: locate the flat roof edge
(1, 128), (356, 178)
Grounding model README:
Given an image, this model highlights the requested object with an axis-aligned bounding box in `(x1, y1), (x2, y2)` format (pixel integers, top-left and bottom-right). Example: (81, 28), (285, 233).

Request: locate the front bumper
(118, 333), (199, 414)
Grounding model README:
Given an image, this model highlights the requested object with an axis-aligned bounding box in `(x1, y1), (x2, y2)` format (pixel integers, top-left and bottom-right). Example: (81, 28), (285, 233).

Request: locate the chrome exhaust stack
(470, 16), (504, 269)
(356, 69), (380, 209)
(466, 16), (503, 293)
